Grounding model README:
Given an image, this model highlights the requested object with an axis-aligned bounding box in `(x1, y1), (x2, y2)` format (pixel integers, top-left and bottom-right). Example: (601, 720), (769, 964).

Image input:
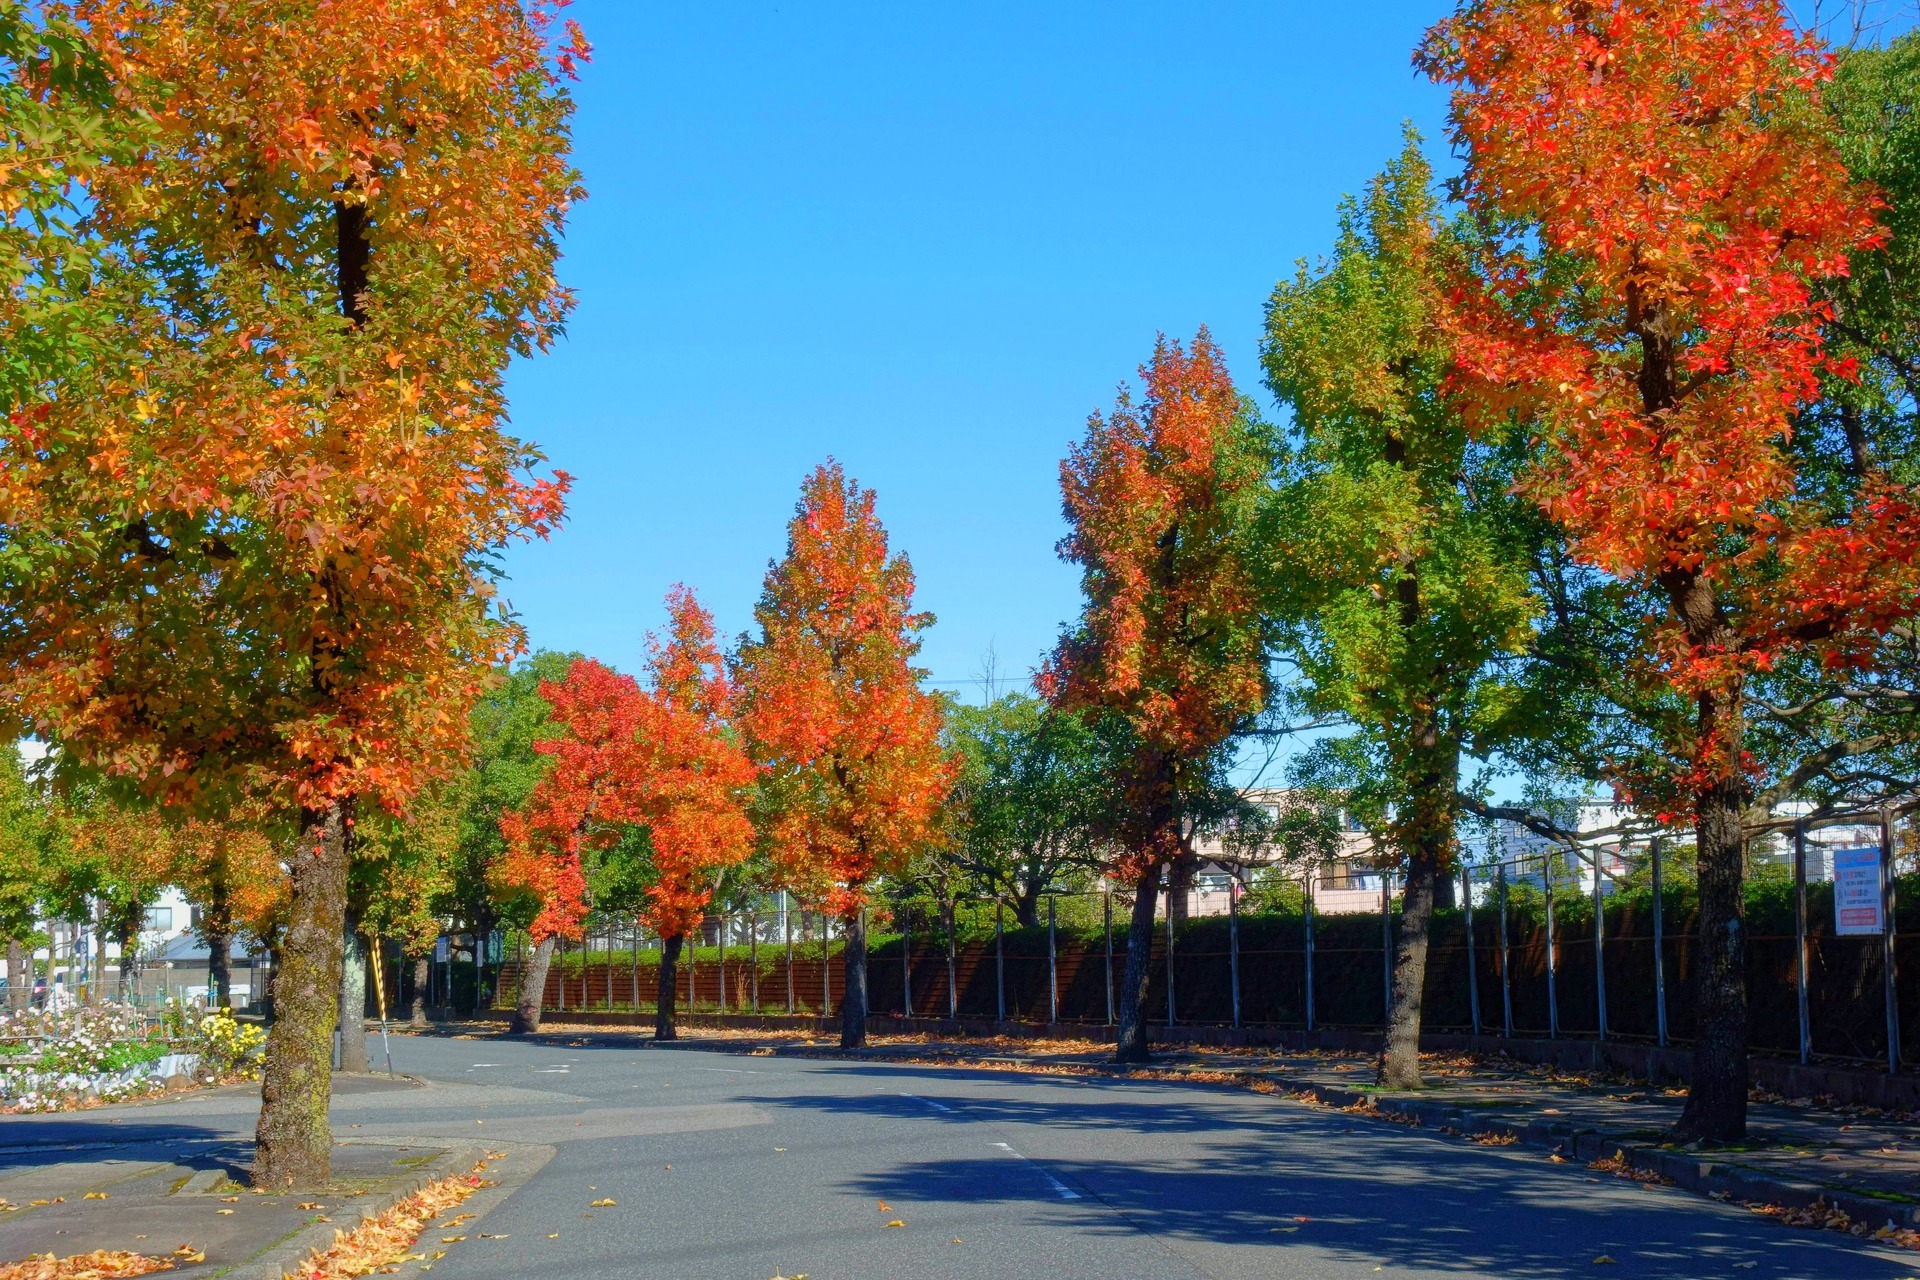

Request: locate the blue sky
(498, 2), (1458, 696)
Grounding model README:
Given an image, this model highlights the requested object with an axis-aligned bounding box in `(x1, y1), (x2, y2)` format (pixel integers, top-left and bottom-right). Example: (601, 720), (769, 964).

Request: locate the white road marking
(991, 1141), (1080, 1199)
(469, 1064), (502, 1068)
(533, 1067), (571, 1073)
(899, 1092), (954, 1112)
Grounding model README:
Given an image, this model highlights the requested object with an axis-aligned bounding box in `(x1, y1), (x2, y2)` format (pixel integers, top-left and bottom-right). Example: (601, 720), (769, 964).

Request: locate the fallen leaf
(773, 1148), (787, 1153)
(589, 1199), (617, 1208)
(877, 1200), (891, 1212)
(478, 1233), (509, 1240)
(1271, 1227), (1300, 1234)
(1293, 1216), (1311, 1223)
(1549, 1155), (1569, 1164)
(440, 1235), (465, 1242)
(885, 1219), (905, 1228)
(1732, 1264), (1757, 1271)
(298, 1202), (324, 1210)
(953, 1238), (963, 1244)
(83, 1192), (110, 1200)
(216, 1209), (234, 1215)
(547, 1233), (559, 1239)
(218, 1196), (238, 1204)
(1593, 1257), (1616, 1266)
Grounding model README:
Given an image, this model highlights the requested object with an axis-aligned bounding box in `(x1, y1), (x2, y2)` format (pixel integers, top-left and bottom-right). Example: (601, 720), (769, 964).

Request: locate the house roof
(145, 933), (258, 965)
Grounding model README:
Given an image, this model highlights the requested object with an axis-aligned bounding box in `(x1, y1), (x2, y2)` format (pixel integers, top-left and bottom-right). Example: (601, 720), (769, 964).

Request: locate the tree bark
(206, 928), (232, 1011)
(90, 902), (107, 1006)
(511, 935), (555, 1034)
(254, 798), (351, 1190)
(1380, 843), (1441, 1089)
(1112, 865), (1163, 1064)
(839, 912), (869, 1049)
(1677, 696), (1751, 1142)
(337, 916), (370, 1073)
(6, 939), (25, 1012)
(655, 933), (684, 1041)
(409, 954), (429, 1029)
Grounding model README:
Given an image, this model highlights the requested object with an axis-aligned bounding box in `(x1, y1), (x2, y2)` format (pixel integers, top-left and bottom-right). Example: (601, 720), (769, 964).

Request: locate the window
(144, 906), (173, 931)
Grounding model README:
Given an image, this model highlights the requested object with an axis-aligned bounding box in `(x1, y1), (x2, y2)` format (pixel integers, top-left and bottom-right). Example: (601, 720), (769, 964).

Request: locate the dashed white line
(991, 1140), (1080, 1199)
(899, 1092), (954, 1112)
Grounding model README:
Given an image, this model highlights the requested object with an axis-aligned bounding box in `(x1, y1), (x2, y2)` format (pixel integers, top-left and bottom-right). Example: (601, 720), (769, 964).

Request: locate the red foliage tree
(1420, 0), (1920, 1138)
(497, 589), (755, 1037)
(738, 464), (950, 1049)
(1040, 330), (1271, 1063)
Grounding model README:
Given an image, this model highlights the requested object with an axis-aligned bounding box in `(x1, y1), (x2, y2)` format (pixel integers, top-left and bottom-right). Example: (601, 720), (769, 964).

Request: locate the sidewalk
(507, 1019), (1920, 1247)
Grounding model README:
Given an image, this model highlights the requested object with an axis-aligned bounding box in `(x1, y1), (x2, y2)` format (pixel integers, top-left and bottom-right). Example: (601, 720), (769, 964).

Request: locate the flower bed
(0, 1004), (262, 1112)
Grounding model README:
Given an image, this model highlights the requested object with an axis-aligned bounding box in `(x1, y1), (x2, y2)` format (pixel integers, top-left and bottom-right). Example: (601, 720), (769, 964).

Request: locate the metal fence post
(1882, 805), (1901, 1073)
(1651, 836), (1667, 1048)
(822, 914), (832, 1017)
(1047, 897), (1058, 1025)
(946, 898), (958, 1020)
(1229, 878), (1241, 1030)
(750, 910), (760, 1015)
(902, 901), (913, 1020)
(1103, 886), (1115, 1025)
(994, 901), (1005, 1024)
(1592, 851), (1607, 1042)
(718, 915), (728, 1013)
(1304, 870), (1316, 1033)
(1463, 860), (1480, 1038)
(1497, 860), (1512, 1039)
(1544, 852), (1559, 1040)
(1795, 822), (1810, 1064)
(1165, 869), (1177, 1030)
(784, 899), (795, 1015)
(1381, 868), (1393, 1023)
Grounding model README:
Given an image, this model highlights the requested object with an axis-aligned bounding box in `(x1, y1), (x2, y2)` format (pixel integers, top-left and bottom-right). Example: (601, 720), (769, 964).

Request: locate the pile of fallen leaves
(281, 1158), (493, 1280)
(1746, 1198), (1920, 1252)
(0, 1245), (198, 1279)
(1588, 1150), (1672, 1186)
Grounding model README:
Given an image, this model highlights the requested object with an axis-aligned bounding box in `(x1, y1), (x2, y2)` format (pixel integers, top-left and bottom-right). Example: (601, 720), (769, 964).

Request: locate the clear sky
(498, 1), (1458, 697)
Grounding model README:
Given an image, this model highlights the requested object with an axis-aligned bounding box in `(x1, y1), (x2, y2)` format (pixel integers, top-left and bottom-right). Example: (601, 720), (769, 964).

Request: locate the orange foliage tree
(496, 592), (755, 1038)
(738, 464), (950, 1049)
(0, 1), (583, 1186)
(1041, 331), (1271, 1063)
(1420, 0), (1920, 1138)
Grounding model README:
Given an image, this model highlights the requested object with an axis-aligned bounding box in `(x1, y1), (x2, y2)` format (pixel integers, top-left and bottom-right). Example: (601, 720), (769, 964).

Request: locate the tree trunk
(656, 933), (684, 1041)
(839, 912), (869, 1049)
(511, 935), (555, 1034)
(337, 917), (370, 1073)
(1014, 885), (1041, 930)
(1112, 865), (1163, 1064)
(1167, 854), (1196, 925)
(115, 914), (138, 1002)
(207, 928), (232, 1011)
(1380, 843), (1441, 1089)
(90, 902), (107, 1006)
(409, 954), (429, 1029)
(1677, 721), (1750, 1142)
(254, 798), (351, 1191)
(5, 939), (23, 1012)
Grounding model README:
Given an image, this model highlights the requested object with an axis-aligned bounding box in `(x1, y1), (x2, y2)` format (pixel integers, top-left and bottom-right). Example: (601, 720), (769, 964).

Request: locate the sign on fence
(1832, 845), (1885, 936)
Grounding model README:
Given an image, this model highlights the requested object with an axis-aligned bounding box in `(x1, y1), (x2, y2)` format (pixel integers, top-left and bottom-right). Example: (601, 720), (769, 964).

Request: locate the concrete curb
(641, 1036), (1920, 1236)
(223, 1139), (491, 1280)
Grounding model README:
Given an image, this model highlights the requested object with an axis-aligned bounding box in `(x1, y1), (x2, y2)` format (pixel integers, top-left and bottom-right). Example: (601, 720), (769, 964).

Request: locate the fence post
(993, 902), (1006, 1023)
(1882, 805), (1901, 1074)
(1497, 861), (1512, 1039)
(784, 898), (795, 1015)
(1544, 852), (1559, 1040)
(822, 914), (832, 1017)
(1463, 860), (1480, 1038)
(1381, 868), (1392, 1024)
(1229, 878), (1241, 1031)
(1047, 897), (1058, 1026)
(1795, 822), (1810, 1065)
(1651, 836), (1667, 1048)
(1304, 870), (1316, 1034)
(1103, 886), (1115, 1025)
(1592, 851), (1607, 1042)
(946, 898), (958, 1021)
(902, 901), (913, 1020)
(1165, 869), (1177, 1029)
(750, 910), (760, 1015)
(719, 915), (728, 1013)
(687, 929), (697, 1016)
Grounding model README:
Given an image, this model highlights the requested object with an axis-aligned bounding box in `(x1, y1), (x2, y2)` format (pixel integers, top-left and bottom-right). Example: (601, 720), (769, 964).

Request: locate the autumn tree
(1420, 0), (1918, 1139)
(0, 1), (584, 1187)
(738, 464), (950, 1050)
(1263, 136), (1545, 1088)
(0, 746), (51, 1011)
(1042, 332), (1272, 1064)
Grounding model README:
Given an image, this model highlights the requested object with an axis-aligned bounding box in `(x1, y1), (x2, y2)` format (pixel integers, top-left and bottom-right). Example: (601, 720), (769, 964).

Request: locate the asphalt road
(7, 1032), (1913, 1279)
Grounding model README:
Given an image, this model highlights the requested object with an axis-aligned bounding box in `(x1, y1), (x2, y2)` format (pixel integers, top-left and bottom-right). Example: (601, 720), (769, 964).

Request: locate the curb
(223, 1139), (491, 1280)
(641, 1036), (1919, 1236)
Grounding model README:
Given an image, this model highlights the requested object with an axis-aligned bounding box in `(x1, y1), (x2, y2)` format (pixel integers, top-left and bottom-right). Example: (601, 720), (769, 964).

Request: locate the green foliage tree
(1262, 136), (1543, 1087)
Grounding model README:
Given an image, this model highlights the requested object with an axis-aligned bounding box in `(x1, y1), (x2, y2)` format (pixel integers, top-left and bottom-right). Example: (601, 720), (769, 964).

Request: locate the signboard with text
(1832, 845), (1885, 936)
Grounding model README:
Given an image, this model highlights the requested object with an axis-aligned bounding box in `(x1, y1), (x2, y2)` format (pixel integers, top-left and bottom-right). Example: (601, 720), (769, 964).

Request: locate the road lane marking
(991, 1141), (1080, 1199)
(899, 1093), (953, 1112)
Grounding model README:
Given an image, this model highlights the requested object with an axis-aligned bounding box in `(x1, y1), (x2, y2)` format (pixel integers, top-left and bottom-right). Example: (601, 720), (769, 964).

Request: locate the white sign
(1832, 845), (1885, 936)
